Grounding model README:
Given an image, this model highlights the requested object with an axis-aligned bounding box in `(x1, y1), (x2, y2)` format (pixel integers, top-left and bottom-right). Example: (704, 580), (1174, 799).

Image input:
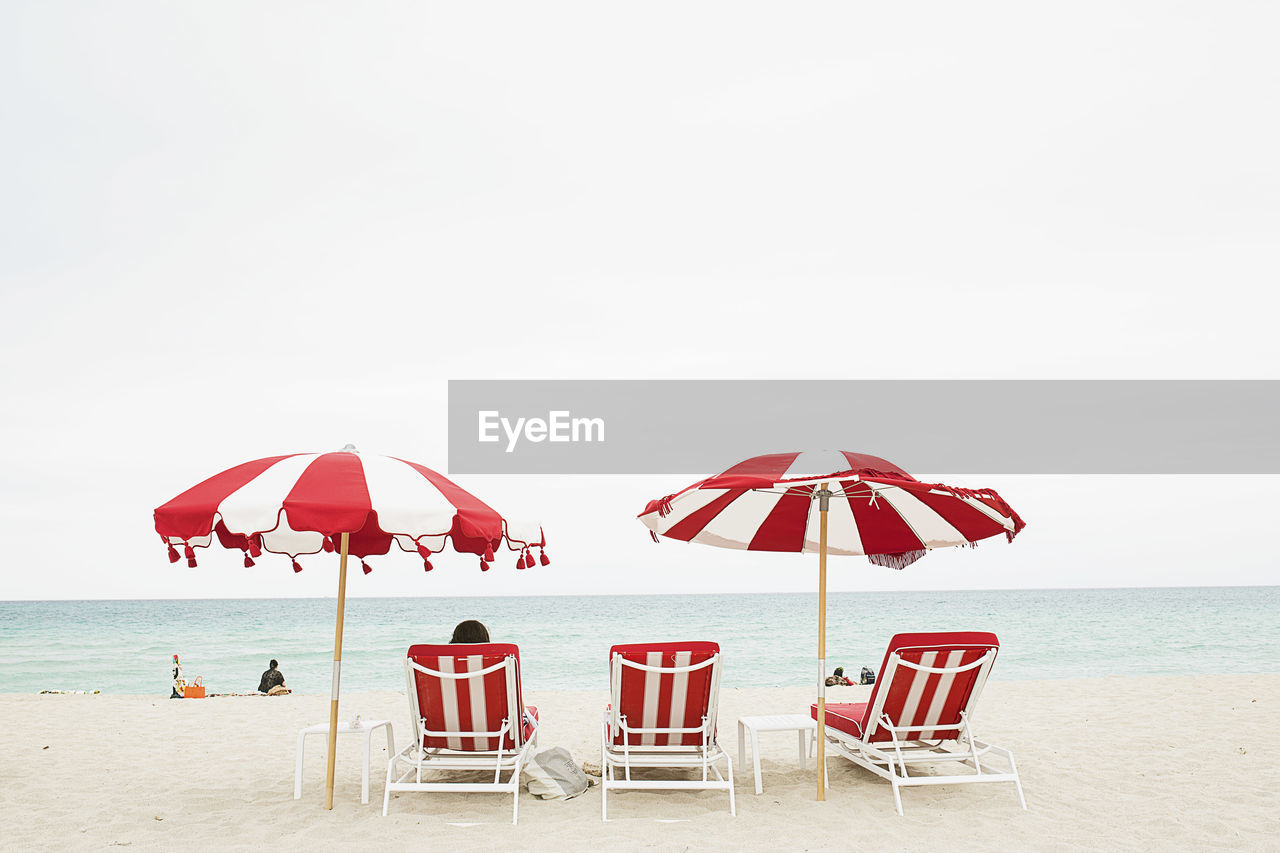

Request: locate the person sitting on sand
(449, 620), (490, 643)
(825, 667), (854, 687)
(257, 659), (288, 695)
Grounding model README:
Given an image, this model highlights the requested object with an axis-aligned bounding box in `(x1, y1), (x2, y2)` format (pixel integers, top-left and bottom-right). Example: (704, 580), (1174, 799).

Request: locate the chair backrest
(607, 641), (721, 747)
(405, 643), (526, 752)
(858, 632), (999, 744)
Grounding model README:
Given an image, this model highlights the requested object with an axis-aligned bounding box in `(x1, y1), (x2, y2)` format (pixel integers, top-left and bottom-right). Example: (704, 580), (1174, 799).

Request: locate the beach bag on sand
(523, 747), (594, 800)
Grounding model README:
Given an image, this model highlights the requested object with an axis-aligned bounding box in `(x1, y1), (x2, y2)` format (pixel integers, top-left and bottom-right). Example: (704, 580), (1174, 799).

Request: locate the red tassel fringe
(866, 550), (926, 570)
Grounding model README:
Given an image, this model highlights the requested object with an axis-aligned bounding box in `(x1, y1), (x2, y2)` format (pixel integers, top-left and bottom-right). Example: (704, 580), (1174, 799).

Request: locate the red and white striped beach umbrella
(638, 450), (1024, 801)
(153, 444), (547, 810)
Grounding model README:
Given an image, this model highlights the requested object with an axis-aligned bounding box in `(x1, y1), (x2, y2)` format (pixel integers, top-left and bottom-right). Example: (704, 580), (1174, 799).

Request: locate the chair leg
(382, 755), (395, 816)
(1009, 752), (1027, 809)
(511, 747), (528, 825)
(726, 753), (737, 817)
(600, 734), (608, 821)
(891, 778), (904, 816)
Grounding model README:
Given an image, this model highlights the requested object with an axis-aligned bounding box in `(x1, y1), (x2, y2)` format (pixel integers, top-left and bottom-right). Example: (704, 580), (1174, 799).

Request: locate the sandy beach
(4, 674), (1277, 851)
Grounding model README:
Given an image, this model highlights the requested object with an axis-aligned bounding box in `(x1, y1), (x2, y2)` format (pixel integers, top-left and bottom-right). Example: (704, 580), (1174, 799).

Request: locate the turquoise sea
(2, 587), (1277, 695)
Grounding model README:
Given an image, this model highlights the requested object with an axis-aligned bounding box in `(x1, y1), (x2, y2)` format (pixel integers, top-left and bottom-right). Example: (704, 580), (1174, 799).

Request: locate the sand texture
(3, 675), (1277, 851)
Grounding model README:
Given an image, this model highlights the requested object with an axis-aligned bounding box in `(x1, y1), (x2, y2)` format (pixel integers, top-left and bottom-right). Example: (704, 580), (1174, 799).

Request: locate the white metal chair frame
(822, 645), (1026, 815)
(600, 651), (736, 819)
(383, 654), (538, 824)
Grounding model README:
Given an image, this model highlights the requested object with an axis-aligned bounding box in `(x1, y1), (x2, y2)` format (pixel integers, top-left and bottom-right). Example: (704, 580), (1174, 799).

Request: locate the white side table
(295, 719), (395, 805)
(737, 714), (817, 794)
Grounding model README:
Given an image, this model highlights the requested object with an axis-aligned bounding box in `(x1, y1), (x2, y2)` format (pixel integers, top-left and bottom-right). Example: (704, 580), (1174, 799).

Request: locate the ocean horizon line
(3, 582), (1277, 604)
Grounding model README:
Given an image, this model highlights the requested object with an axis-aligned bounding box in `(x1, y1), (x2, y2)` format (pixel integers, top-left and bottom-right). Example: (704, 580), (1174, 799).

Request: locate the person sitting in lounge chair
(384, 641), (538, 822)
(450, 620), (490, 643)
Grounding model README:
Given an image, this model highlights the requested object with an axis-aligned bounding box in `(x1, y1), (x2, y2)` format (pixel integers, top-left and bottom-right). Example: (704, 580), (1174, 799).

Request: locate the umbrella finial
(340, 443), (359, 454)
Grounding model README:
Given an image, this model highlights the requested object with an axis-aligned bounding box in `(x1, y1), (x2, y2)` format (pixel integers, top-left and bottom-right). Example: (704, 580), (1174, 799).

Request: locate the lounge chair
(383, 643), (538, 823)
(813, 631), (1025, 814)
(601, 641), (735, 819)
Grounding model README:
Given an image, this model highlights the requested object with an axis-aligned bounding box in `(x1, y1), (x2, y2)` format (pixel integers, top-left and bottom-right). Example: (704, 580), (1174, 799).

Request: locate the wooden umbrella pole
(816, 482), (829, 802)
(323, 532), (350, 810)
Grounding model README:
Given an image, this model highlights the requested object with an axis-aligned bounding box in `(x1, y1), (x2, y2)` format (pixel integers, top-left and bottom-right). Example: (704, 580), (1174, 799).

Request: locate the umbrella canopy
(639, 450), (1023, 567)
(638, 450), (1023, 802)
(154, 444), (547, 809)
(155, 445), (547, 571)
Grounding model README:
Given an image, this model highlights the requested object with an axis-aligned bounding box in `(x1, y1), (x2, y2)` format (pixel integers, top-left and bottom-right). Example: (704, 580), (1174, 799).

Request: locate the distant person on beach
(171, 654), (184, 698)
(257, 659), (288, 695)
(825, 667), (854, 687)
(449, 620), (490, 643)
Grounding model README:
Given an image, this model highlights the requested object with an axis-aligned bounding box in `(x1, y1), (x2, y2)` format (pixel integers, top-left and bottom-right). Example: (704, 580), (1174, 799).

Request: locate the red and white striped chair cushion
(407, 643), (535, 752)
(812, 632), (999, 743)
(609, 641), (719, 748)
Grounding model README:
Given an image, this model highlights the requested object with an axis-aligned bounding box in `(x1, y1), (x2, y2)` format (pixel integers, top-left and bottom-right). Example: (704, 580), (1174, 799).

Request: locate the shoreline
(15, 666), (1280, 699)
(10, 669), (1280, 700)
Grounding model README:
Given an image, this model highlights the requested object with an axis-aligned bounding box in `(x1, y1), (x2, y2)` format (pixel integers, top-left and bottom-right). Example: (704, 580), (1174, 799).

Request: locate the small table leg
(797, 728), (807, 769)
(362, 730), (372, 805)
(751, 729), (762, 795)
(737, 720), (745, 769)
(295, 730), (307, 799)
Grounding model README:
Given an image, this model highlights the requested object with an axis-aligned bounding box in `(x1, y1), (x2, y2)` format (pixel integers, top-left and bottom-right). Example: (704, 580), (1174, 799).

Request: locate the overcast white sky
(1, 2), (1277, 600)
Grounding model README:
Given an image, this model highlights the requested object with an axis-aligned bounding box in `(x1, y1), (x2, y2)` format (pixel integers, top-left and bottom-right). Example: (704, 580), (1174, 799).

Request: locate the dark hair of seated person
(449, 620), (490, 643)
